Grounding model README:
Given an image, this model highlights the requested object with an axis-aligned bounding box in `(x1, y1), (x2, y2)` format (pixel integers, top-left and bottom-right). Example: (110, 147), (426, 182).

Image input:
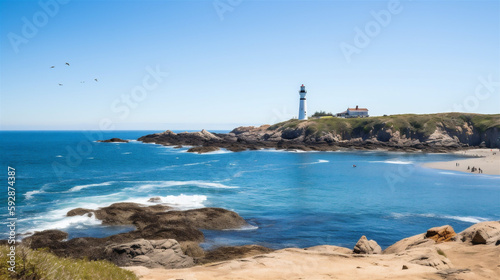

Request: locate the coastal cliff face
(137, 113), (500, 152)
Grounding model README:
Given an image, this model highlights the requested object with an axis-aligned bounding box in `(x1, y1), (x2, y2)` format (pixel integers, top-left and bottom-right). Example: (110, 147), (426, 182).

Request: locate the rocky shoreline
(127, 114), (500, 154)
(10, 201), (500, 279)
(18, 202), (270, 269)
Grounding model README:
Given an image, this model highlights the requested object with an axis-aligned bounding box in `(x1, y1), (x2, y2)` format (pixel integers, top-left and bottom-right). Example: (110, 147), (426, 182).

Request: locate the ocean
(1, 131), (499, 250)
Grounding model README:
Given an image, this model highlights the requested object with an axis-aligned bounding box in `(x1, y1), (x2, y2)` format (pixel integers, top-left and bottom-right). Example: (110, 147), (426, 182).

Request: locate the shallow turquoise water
(1, 131), (499, 249)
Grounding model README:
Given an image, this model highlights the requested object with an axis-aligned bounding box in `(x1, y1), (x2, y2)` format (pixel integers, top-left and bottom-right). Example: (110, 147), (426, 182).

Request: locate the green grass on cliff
(0, 245), (138, 280)
(268, 113), (500, 138)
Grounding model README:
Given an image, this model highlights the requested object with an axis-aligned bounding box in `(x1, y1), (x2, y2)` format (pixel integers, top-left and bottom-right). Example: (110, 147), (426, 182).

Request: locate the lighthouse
(298, 84), (307, 120)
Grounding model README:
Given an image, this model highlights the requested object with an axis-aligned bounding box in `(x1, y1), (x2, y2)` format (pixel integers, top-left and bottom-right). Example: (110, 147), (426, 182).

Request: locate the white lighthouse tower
(298, 84), (307, 120)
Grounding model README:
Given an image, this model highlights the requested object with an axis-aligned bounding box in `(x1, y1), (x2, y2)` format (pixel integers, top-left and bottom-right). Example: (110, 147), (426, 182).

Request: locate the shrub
(0, 245), (137, 280)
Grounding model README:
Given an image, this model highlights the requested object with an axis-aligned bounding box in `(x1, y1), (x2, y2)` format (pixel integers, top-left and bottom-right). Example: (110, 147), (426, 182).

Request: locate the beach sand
(423, 148), (500, 175)
(125, 242), (500, 280)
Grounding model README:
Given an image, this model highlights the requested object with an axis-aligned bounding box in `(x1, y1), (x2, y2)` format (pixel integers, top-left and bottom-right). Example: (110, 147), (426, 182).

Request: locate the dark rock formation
(187, 146), (220, 154)
(67, 202), (172, 226)
(21, 203), (253, 269)
(155, 208), (248, 230)
(97, 138), (129, 143)
(24, 230), (68, 249)
(200, 245), (274, 264)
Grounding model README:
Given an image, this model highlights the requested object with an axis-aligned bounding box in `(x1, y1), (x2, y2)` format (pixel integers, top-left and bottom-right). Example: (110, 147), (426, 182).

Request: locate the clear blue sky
(1, 0), (499, 130)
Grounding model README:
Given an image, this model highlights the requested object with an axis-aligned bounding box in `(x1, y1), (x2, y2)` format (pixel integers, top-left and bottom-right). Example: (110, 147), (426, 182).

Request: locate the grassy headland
(268, 113), (500, 139)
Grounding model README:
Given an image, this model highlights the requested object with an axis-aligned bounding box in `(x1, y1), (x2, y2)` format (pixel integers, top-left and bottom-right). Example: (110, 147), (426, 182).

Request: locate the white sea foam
(160, 194), (207, 209)
(184, 160), (219, 166)
(136, 180), (238, 190)
(196, 149), (232, 155)
(122, 152), (131, 155)
(68, 182), (113, 192)
(391, 213), (489, 224)
(23, 207), (102, 234)
(55, 155), (63, 158)
(223, 224), (259, 231)
(25, 190), (44, 200)
(300, 159), (330, 165)
(439, 171), (459, 175)
(371, 160), (413, 165)
(384, 160), (413, 164)
(23, 192), (208, 235)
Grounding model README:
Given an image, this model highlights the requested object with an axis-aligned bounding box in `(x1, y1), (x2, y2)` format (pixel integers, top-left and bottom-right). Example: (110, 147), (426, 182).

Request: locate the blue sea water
(1, 131), (499, 250)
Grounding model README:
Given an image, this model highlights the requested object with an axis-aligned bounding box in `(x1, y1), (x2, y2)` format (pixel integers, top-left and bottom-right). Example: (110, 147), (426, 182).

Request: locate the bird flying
(58, 83), (63, 86)
(50, 66), (55, 68)
(94, 78), (98, 82)
(65, 62), (70, 66)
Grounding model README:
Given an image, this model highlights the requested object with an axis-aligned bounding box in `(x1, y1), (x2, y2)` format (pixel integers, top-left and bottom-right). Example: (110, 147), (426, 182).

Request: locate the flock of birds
(52, 62), (98, 86)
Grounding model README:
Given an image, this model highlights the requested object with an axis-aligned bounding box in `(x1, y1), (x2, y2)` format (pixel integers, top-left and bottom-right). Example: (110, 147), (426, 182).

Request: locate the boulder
(353, 236), (382, 254)
(425, 225), (456, 243)
(180, 241), (206, 260)
(105, 239), (194, 269)
(383, 233), (435, 254)
(457, 221), (500, 245)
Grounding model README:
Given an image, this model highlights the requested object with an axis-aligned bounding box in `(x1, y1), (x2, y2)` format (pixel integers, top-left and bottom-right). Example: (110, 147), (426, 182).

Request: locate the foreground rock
(426, 225), (456, 243)
(456, 221), (500, 245)
(106, 239), (194, 269)
(126, 222), (500, 280)
(353, 235), (382, 254)
(97, 138), (129, 143)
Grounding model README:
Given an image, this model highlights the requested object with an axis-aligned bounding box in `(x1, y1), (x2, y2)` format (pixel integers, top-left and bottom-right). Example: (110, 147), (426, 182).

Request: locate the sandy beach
(423, 148), (500, 175)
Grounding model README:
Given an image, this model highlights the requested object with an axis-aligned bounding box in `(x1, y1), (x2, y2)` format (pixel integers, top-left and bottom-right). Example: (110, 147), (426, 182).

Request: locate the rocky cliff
(136, 113), (500, 153)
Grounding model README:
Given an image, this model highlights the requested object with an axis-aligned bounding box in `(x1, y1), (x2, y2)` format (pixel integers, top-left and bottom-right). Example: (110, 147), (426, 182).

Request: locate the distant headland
(128, 113), (499, 153)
